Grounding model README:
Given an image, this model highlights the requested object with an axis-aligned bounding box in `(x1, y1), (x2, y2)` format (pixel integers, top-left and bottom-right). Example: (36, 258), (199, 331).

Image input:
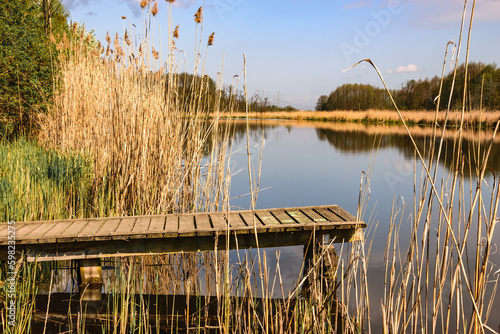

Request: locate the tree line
(0, 0), (70, 137)
(316, 62), (500, 111)
(0, 0), (294, 138)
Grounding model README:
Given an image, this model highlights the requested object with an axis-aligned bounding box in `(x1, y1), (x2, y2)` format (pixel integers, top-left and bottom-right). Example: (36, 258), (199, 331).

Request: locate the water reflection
(220, 119), (500, 176)
(218, 119), (499, 330)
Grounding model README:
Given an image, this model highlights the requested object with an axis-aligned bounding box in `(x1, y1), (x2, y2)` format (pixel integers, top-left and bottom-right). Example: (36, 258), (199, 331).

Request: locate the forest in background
(315, 62), (500, 111)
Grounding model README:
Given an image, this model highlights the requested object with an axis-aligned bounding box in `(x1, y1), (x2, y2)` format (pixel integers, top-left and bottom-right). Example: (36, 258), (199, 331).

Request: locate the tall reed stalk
(344, 1), (499, 332)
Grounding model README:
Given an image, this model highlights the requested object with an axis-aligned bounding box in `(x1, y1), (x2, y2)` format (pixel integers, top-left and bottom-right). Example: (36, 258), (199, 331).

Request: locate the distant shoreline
(215, 110), (500, 128)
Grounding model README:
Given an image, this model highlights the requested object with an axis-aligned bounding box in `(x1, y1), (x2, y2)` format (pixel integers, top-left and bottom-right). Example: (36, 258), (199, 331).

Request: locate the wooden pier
(0, 205), (364, 262)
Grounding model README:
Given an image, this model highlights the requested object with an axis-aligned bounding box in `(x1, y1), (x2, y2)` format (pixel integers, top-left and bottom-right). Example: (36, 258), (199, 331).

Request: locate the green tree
(0, 0), (67, 137)
(317, 62), (499, 112)
(315, 95), (328, 111)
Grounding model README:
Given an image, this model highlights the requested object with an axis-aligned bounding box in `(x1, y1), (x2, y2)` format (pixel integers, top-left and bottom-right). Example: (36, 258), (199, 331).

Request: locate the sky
(64, 0), (500, 110)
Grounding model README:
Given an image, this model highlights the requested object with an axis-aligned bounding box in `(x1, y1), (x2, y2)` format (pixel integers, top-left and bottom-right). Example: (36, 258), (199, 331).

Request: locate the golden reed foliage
(41, 19), (232, 217)
(223, 118), (500, 145)
(227, 110), (500, 127)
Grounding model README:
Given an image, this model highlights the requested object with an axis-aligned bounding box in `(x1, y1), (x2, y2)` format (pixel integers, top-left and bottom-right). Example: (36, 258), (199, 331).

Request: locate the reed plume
(151, 1), (158, 16)
(194, 6), (202, 23)
(208, 32), (214, 46)
(173, 24), (179, 39)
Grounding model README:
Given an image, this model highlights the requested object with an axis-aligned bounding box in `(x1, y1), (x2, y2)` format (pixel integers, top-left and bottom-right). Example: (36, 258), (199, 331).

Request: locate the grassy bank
(0, 137), (93, 222)
(224, 110), (500, 128)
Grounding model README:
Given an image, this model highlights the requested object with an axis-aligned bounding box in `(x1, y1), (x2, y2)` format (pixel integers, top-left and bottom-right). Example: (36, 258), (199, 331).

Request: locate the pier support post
(302, 233), (338, 296)
(77, 258), (103, 301)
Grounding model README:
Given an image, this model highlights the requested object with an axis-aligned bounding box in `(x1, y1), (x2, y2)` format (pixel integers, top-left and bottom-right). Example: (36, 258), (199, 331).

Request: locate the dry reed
(41, 5), (234, 217)
(226, 110), (500, 128)
(343, 1), (500, 333)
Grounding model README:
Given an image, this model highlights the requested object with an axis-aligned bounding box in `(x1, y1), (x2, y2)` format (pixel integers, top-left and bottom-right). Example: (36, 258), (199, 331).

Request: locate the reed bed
(226, 110), (500, 128)
(5, 1), (237, 333)
(379, 114), (500, 333)
(346, 2), (500, 332)
(40, 5), (235, 217)
(64, 241), (369, 334)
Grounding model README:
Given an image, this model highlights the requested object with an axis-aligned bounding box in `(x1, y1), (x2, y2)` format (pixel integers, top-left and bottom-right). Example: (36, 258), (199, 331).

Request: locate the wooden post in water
(302, 233), (338, 295)
(78, 259), (103, 301)
(320, 233), (338, 293)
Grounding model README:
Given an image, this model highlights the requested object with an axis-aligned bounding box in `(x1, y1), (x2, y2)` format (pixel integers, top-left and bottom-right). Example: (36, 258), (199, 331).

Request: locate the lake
(222, 118), (500, 329)
(35, 118), (500, 331)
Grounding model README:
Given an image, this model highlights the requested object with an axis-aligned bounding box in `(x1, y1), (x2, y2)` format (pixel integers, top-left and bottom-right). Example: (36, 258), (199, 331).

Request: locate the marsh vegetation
(0, 0), (499, 333)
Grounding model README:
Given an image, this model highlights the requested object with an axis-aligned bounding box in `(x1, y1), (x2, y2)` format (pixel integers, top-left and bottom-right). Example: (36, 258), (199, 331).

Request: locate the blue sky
(64, 0), (500, 110)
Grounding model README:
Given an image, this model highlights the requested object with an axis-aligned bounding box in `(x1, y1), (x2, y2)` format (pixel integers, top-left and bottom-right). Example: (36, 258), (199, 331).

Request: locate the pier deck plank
(0, 205), (365, 262)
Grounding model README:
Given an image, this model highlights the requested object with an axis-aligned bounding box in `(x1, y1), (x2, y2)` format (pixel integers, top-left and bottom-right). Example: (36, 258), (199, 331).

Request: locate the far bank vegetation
(316, 62), (500, 112)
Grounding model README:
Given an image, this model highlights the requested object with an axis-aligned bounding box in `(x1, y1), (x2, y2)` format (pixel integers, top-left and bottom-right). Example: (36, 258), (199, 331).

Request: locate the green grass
(0, 137), (93, 222)
(0, 259), (39, 334)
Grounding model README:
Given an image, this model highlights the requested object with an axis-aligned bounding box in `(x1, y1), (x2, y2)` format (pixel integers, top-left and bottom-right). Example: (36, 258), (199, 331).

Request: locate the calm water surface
(224, 119), (500, 328)
(41, 119), (499, 330)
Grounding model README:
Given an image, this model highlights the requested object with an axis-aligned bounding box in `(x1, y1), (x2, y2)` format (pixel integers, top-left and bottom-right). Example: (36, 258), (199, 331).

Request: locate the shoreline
(215, 110), (500, 128)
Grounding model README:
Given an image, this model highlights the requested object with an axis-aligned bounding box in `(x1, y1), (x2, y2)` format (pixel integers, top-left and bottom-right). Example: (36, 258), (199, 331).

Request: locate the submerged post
(78, 259), (103, 301)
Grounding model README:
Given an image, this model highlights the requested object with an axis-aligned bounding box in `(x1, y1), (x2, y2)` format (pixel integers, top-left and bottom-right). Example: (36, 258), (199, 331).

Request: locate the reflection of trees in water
(315, 128), (500, 175)
(202, 120), (500, 176)
(201, 121), (277, 156)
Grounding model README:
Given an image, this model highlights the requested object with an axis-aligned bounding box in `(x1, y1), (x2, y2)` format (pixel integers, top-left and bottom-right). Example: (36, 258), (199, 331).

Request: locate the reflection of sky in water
(227, 120), (500, 328)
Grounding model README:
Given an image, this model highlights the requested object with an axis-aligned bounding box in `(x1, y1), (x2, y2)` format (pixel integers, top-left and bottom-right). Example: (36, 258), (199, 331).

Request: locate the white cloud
(395, 64), (418, 73)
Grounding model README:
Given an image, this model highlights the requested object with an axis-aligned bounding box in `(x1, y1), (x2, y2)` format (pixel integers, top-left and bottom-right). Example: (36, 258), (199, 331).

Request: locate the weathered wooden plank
(131, 217), (151, 234)
(227, 213), (248, 229)
(17, 228), (358, 262)
(314, 208), (345, 223)
(0, 224), (9, 235)
(95, 219), (121, 236)
(210, 213), (227, 230)
(22, 222), (58, 240)
(300, 221), (359, 230)
(163, 215), (178, 237)
(15, 222), (44, 238)
(330, 206), (357, 222)
(178, 215), (196, 237)
(240, 212), (263, 227)
(149, 216), (166, 232)
(113, 218), (137, 235)
(301, 208), (328, 222)
(286, 210), (314, 224)
(270, 210), (296, 224)
(59, 221), (87, 240)
(39, 222), (75, 238)
(255, 210), (281, 226)
(0, 224), (15, 245)
(0, 205), (365, 261)
(195, 214), (212, 236)
(78, 220), (105, 239)
(61, 219), (87, 237)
